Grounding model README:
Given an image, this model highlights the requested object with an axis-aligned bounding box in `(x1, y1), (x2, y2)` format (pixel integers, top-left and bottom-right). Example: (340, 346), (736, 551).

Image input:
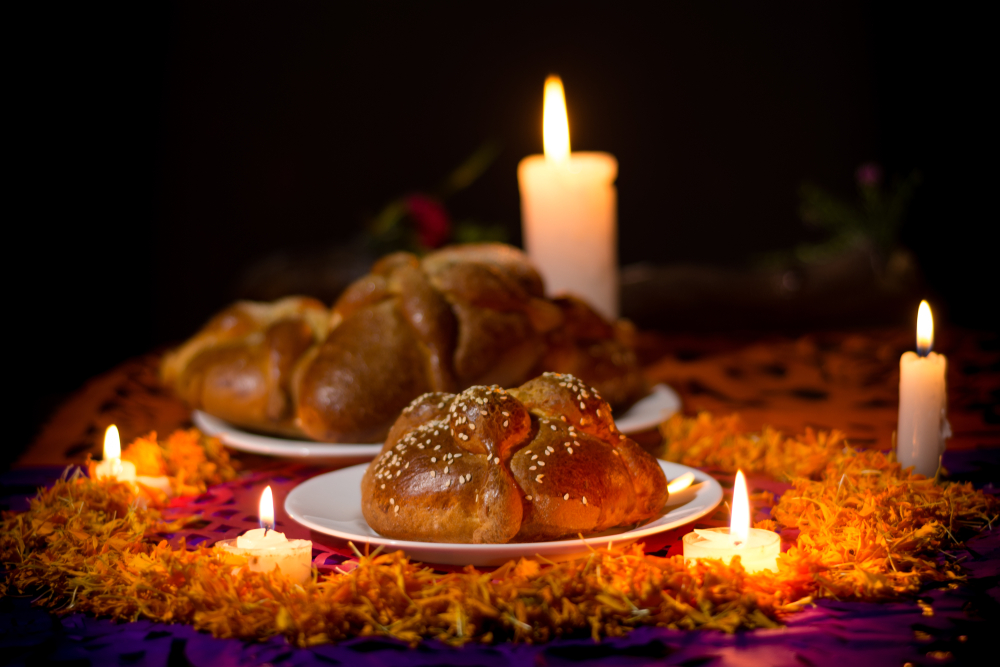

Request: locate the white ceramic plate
(285, 460), (720, 566)
(192, 411), (383, 462)
(193, 384), (680, 462)
(613, 383), (681, 433)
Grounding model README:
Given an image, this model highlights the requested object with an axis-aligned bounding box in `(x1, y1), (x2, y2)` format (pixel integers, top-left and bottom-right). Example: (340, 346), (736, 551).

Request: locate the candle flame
(916, 300), (933, 356)
(667, 471), (695, 494)
(542, 75), (570, 162)
(259, 485), (275, 531)
(730, 470), (750, 547)
(103, 425), (121, 460)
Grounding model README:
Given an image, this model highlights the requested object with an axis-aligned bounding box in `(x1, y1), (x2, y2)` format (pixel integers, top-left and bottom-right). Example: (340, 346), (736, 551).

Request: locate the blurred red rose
(405, 194), (451, 249)
(855, 162), (883, 188)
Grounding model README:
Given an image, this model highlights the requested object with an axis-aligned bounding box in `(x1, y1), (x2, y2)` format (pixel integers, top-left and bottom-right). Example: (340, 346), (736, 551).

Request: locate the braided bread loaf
(162, 243), (645, 443)
(362, 373), (668, 543)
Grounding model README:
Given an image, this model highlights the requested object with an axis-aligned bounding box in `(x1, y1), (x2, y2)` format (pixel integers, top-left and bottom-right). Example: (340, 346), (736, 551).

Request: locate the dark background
(11, 2), (993, 464)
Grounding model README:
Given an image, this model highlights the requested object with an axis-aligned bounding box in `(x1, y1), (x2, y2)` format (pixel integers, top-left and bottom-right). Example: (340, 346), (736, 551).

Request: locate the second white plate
(285, 460), (720, 566)
(194, 383), (680, 462)
(192, 411), (383, 461)
(613, 383), (681, 433)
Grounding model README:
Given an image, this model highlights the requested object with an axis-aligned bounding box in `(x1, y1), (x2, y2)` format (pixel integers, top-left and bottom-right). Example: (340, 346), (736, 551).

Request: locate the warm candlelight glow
(259, 486), (275, 531)
(520, 74), (618, 318)
(916, 300), (934, 356)
(730, 470), (750, 547)
(684, 467), (779, 572)
(221, 483), (312, 582)
(667, 472), (695, 494)
(542, 75), (570, 162)
(103, 425), (121, 460)
(898, 299), (949, 476)
(94, 424), (135, 483)
(103, 425), (124, 477)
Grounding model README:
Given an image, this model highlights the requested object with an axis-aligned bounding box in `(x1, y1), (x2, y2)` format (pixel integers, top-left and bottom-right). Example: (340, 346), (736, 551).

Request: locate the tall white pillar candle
(518, 76), (619, 320)
(897, 301), (950, 477)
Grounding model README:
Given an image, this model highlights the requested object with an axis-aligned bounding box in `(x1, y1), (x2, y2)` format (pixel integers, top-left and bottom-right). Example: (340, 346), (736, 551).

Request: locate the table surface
(4, 328), (999, 666)
(18, 329), (1000, 469)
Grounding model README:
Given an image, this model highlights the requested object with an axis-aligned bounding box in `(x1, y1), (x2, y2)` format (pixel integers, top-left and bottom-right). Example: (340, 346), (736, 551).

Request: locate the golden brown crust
(361, 386), (528, 543)
(327, 275), (390, 330)
(362, 373), (668, 543)
(421, 243), (547, 300)
(614, 437), (670, 522)
(162, 244), (647, 443)
(388, 261), (457, 392)
(422, 247), (557, 385)
(297, 299), (437, 443)
(161, 297), (327, 437)
(533, 296), (647, 410)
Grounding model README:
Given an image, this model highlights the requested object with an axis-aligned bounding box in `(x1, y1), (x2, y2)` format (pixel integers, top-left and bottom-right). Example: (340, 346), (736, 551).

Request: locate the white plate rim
(284, 460), (721, 565)
(192, 411), (383, 458)
(613, 383), (680, 433)
(193, 383), (680, 461)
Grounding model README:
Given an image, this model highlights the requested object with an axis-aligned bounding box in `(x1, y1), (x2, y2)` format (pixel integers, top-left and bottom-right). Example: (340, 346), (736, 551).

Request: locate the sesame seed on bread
(361, 373), (668, 544)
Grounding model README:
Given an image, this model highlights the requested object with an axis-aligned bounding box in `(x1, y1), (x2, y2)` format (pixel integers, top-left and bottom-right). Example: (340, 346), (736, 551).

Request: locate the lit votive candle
(92, 425), (137, 484)
(897, 300), (950, 477)
(217, 486), (312, 583)
(683, 470), (780, 574)
(93, 425), (172, 497)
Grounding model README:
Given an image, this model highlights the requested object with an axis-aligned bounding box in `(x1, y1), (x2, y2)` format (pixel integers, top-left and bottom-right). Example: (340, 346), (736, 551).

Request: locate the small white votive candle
(135, 475), (173, 495)
(93, 426), (172, 499)
(683, 470), (780, 574)
(683, 527), (780, 574)
(217, 486), (312, 583)
(92, 425), (137, 484)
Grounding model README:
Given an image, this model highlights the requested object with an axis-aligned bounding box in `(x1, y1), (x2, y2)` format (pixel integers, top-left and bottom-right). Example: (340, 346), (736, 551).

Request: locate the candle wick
(263, 527), (269, 538)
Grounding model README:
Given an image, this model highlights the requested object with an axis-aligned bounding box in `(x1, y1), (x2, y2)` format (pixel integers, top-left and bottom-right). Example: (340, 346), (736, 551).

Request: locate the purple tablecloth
(2, 451), (998, 667)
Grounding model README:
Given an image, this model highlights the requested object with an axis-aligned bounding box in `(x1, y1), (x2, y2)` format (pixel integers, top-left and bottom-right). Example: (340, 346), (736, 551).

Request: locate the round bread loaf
(361, 373), (668, 543)
(162, 244), (646, 443)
